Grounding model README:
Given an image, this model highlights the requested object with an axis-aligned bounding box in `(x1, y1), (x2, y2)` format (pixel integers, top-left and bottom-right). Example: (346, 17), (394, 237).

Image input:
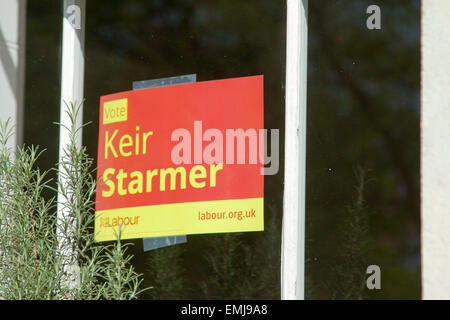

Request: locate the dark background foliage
(23, 0), (420, 299)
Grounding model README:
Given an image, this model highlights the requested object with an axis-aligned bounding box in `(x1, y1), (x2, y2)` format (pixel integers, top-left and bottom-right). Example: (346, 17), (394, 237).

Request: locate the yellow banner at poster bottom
(95, 197), (264, 242)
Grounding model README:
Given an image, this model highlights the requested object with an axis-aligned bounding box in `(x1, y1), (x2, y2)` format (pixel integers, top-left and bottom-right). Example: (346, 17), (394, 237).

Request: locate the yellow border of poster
(95, 197), (264, 242)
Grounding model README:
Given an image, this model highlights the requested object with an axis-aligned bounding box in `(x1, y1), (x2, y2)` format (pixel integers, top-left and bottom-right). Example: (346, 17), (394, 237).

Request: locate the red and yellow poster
(95, 75), (264, 241)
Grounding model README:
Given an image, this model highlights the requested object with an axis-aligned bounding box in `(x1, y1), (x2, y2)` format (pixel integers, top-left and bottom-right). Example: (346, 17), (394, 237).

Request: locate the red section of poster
(96, 75), (264, 212)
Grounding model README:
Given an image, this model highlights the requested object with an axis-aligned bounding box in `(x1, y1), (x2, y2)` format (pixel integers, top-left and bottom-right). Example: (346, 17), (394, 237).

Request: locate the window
(17, 0), (421, 299)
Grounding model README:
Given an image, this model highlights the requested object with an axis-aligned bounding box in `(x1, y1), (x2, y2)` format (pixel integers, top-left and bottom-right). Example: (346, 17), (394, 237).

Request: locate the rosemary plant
(0, 104), (148, 300)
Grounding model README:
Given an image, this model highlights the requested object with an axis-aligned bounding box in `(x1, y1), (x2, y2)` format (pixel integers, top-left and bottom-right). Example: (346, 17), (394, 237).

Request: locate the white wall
(0, 0), (26, 150)
(421, 0), (450, 300)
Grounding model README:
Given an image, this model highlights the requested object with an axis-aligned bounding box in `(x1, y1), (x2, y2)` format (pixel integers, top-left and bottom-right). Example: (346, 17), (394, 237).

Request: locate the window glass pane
(83, 0), (286, 300)
(306, 1), (420, 299)
(22, 0), (420, 300)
